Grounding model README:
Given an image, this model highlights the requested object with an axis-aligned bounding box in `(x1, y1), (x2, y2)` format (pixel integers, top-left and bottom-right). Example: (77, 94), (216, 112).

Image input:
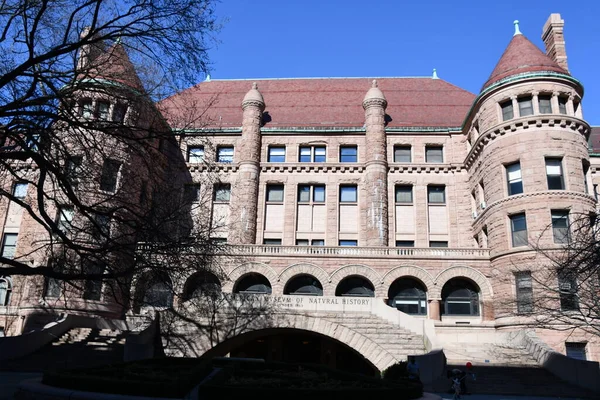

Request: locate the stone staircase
(309, 311), (426, 360)
(442, 341), (538, 366)
(1, 328), (128, 372)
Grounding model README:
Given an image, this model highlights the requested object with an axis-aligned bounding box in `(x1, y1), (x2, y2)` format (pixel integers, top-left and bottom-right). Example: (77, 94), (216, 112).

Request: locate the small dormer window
(538, 95), (552, 114)
(518, 96), (533, 117)
(501, 100), (513, 121)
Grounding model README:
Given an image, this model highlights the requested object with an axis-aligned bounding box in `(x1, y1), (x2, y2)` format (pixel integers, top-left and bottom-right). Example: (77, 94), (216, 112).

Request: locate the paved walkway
(0, 372), (42, 400)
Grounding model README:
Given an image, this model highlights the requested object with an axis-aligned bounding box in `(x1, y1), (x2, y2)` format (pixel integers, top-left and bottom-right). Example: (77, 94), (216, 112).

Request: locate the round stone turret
(242, 82), (265, 110)
(362, 80), (387, 109)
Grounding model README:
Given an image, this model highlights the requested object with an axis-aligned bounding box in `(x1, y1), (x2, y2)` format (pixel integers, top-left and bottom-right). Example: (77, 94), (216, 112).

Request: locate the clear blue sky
(207, 0), (600, 125)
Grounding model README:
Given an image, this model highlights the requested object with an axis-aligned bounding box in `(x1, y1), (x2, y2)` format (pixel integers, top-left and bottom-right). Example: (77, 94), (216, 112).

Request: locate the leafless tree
(0, 0), (235, 316)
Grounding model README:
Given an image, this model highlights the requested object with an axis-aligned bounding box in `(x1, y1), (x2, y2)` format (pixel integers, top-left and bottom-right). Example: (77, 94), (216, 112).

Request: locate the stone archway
(223, 262), (278, 293)
(381, 265), (435, 294)
(329, 264), (382, 297)
(278, 263), (331, 295)
(431, 266), (493, 299)
(165, 311), (398, 372)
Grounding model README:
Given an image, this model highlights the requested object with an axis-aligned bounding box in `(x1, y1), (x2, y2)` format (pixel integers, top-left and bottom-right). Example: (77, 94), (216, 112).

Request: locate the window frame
(506, 162), (523, 196)
(518, 96), (534, 117)
(299, 145), (326, 163)
(510, 213), (528, 247)
(339, 145), (358, 163)
(546, 157), (565, 190)
(515, 271), (533, 314)
(183, 184), (201, 204)
(216, 146), (234, 163)
(187, 146), (205, 163)
(12, 182), (28, 200)
(339, 240), (358, 246)
(266, 184), (285, 203)
(551, 210), (570, 244)
(1, 233), (18, 259)
(501, 100), (514, 121)
(56, 206), (75, 235)
(538, 95), (553, 114)
(339, 185), (358, 203)
(267, 146), (286, 163)
(427, 185), (446, 204)
(425, 145), (444, 163)
(99, 159), (122, 192)
(393, 145), (412, 163)
(395, 185), (413, 204)
(213, 184), (231, 203)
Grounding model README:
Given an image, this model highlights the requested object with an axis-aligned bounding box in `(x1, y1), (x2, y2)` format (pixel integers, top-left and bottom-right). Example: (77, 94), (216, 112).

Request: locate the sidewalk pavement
(434, 393), (591, 400)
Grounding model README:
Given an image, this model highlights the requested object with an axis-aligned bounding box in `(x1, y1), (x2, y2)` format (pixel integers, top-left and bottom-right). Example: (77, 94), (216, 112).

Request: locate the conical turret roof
(85, 41), (145, 92)
(482, 34), (568, 91)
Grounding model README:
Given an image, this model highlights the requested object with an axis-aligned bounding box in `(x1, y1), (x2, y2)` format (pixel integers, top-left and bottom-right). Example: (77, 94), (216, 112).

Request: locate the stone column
(428, 299), (441, 321)
(230, 83), (264, 244)
(531, 91), (540, 115)
(551, 91), (560, 114)
(362, 80), (389, 247)
(566, 94), (575, 116)
(511, 96), (519, 118)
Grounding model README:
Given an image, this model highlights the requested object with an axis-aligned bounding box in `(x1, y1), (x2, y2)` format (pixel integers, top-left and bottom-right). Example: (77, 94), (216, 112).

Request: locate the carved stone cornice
(362, 98), (387, 110)
(260, 163), (365, 174)
(389, 164), (464, 174)
(187, 163), (239, 173)
(465, 115), (590, 170)
(241, 100), (265, 111)
(472, 190), (596, 225)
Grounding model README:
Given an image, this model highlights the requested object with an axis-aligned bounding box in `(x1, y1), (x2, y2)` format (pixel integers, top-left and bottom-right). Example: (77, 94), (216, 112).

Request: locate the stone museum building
(1, 13), (599, 382)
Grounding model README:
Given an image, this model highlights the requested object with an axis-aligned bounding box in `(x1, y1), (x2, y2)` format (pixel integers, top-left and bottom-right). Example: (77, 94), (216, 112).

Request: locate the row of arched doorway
(139, 271), (481, 317)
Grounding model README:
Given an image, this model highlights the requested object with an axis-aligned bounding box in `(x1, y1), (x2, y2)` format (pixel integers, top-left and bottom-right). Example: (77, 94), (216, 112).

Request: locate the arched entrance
(441, 278), (480, 316)
(202, 328), (378, 376)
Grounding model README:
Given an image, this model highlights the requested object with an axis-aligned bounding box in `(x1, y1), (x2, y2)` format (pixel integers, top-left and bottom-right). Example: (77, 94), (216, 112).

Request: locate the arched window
(388, 278), (427, 315)
(182, 271), (221, 301)
(143, 278), (174, 308)
(335, 276), (374, 297)
(0, 277), (11, 306)
(234, 273), (272, 295)
(441, 278), (480, 316)
(284, 274), (323, 296)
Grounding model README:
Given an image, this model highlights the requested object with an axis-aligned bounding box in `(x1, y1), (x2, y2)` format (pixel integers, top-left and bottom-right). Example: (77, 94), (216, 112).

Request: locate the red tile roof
(159, 78), (475, 129)
(87, 43), (145, 92)
(482, 34), (568, 90)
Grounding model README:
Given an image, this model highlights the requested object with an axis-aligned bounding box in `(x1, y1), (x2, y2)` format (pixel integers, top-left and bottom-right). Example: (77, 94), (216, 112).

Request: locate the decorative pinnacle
(514, 20), (522, 36)
(432, 69), (439, 79)
(252, 82), (258, 90)
(371, 79), (378, 88)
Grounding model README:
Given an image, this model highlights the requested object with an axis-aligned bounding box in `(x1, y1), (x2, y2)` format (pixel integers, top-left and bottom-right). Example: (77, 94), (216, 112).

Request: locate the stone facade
(2, 14), (600, 368)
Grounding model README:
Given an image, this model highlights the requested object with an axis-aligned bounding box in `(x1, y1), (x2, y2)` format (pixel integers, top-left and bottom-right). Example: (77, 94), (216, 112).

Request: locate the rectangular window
(66, 156), (83, 187)
(44, 259), (63, 298)
(187, 146), (204, 163)
(506, 162), (523, 195)
(267, 146), (286, 162)
(92, 213), (111, 241)
(546, 158), (565, 190)
(339, 240), (357, 246)
(296, 239), (309, 246)
(558, 97), (568, 115)
(565, 343), (587, 361)
(396, 241), (415, 247)
(99, 159), (121, 192)
(501, 100), (514, 121)
(311, 239), (324, 246)
(427, 185), (446, 204)
(516, 271), (533, 313)
(394, 145), (411, 163)
(340, 185), (357, 203)
(298, 185), (325, 203)
(80, 99), (93, 119)
(83, 262), (105, 301)
(558, 272), (578, 311)
(299, 146), (326, 162)
(429, 241), (448, 248)
(552, 210), (570, 244)
(339, 146), (357, 162)
(97, 101), (110, 121)
(266, 184), (284, 202)
(518, 96), (534, 117)
(214, 184), (231, 202)
(113, 103), (127, 122)
(217, 146), (234, 163)
(12, 182), (28, 200)
(425, 146), (443, 163)
(263, 239), (281, 245)
(183, 184), (200, 204)
(1, 233), (17, 259)
(395, 185), (413, 203)
(57, 206), (74, 235)
(510, 213), (528, 247)
(538, 95), (552, 114)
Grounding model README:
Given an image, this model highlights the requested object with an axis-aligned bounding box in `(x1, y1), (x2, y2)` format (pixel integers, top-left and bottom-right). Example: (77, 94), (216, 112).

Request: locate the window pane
(267, 185), (284, 202)
(298, 185), (310, 202)
(184, 184), (200, 203)
(188, 147), (204, 163)
(426, 146), (443, 163)
(516, 271), (533, 313)
(299, 147), (311, 162)
(506, 162), (523, 195)
(340, 146), (357, 162)
(217, 147), (234, 163)
(81, 100), (93, 118)
(214, 185), (231, 202)
(57, 207), (74, 234)
(311, 239), (324, 246)
(566, 343), (587, 361)
(13, 183), (28, 200)
(396, 241), (414, 247)
(394, 146), (411, 163)
(546, 159), (564, 190)
(430, 241), (448, 248)
(66, 157), (83, 186)
(263, 239), (282, 245)
(100, 159), (121, 192)
(558, 97), (567, 114)
(518, 97), (533, 117)
(340, 186), (357, 202)
(314, 147), (326, 162)
(511, 214), (528, 247)
(296, 239), (309, 246)
(395, 185), (413, 203)
(1, 233), (17, 259)
(268, 147), (285, 162)
(539, 96), (552, 114)
(339, 240), (357, 246)
(552, 211), (570, 244)
(501, 101), (514, 121)
(313, 186), (325, 202)
(97, 101), (110, 120)
(428, 186), (445, 203)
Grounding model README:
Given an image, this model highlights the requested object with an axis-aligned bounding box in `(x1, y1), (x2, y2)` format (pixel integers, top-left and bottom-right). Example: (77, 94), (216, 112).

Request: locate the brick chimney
(542, 13), (569, 72)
